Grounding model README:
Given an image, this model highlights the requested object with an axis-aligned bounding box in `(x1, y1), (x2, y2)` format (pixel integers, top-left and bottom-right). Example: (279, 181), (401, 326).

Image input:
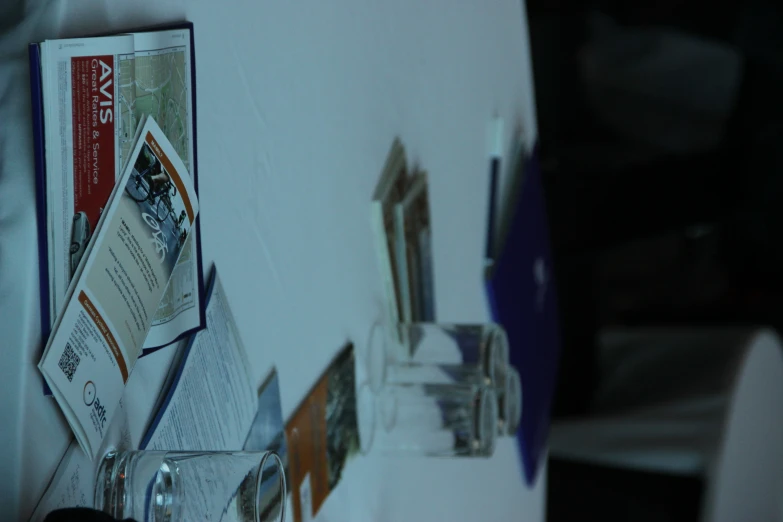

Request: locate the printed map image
(118, 47), (190, 174)
(116, 41), (195, 333)
(118, 54), (136, 170)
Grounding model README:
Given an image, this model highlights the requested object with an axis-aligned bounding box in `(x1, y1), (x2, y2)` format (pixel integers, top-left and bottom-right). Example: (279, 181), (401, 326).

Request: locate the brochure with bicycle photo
(38, 117), (200, 460)
(29, 23), (205, 360)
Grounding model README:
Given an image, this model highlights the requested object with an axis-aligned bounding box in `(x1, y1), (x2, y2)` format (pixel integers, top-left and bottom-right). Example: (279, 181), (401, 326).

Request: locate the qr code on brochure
(58, 343), (80, 382)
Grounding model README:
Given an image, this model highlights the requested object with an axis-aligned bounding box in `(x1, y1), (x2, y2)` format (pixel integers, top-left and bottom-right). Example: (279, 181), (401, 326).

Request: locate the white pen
(485, 117), (503, 270)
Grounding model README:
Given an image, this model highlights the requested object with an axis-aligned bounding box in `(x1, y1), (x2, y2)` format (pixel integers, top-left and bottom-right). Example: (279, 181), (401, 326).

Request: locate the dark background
(529, 1), (783, 519)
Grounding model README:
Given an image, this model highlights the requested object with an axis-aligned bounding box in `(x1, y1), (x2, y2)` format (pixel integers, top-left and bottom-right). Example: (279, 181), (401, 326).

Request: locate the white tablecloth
(0, 1), (544, 520)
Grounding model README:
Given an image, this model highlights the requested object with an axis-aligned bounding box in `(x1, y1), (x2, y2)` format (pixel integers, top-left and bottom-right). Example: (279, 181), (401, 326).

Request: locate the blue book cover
(486, 148), (561, 485)
(29, 42), (51, 343)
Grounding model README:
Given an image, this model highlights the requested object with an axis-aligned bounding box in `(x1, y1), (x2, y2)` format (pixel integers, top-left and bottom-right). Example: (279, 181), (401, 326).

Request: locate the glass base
(94, 450), (119, 518)
(95, 450), (286, 522)
(95, 450), (180, 522)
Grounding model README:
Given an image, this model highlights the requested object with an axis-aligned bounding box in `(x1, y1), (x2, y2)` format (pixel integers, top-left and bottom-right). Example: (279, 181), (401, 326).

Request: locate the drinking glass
(386, 323), (509, 388)
(373, 382), (498, 457)
(498, 365), (522, 436)
(94, 450), (286, 522)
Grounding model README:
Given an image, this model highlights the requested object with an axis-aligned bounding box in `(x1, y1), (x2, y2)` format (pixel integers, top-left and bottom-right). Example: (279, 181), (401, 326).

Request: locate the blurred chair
(549, 328), (783, 521)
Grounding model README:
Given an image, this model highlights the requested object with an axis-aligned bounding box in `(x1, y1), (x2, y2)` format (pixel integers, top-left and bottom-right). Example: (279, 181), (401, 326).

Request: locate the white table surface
(0, 0), (544, 520)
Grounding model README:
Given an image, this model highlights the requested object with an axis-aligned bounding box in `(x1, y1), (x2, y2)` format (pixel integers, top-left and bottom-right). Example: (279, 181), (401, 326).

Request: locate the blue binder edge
(29, 42), (53, 396)
(486, 148), (561, 486)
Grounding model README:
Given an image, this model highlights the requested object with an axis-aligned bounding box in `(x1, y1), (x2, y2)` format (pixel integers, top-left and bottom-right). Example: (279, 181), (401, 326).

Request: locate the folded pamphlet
(30, 267), (287, 519)
(29, 327), (195, 521)
(38, 117), (199, 459)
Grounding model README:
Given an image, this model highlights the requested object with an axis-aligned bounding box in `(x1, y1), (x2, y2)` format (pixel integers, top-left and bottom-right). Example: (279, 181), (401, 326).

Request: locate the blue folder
(486, 147), (560, 486)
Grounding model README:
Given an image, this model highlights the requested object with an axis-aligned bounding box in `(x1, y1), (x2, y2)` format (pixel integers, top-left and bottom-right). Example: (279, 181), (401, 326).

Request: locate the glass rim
(491, 325), (510, 375)
(485, 325), (509, 386)
(356, 381), (376, 454)
(500, 366), (522, 435)
(256, 451), (287, 522)
(94, 448), (120, 516)
(379, 389), (398, 433)
(477, 386), (499, 456)
(366, 320), (388, 393)
(508, 366), (522, 434)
